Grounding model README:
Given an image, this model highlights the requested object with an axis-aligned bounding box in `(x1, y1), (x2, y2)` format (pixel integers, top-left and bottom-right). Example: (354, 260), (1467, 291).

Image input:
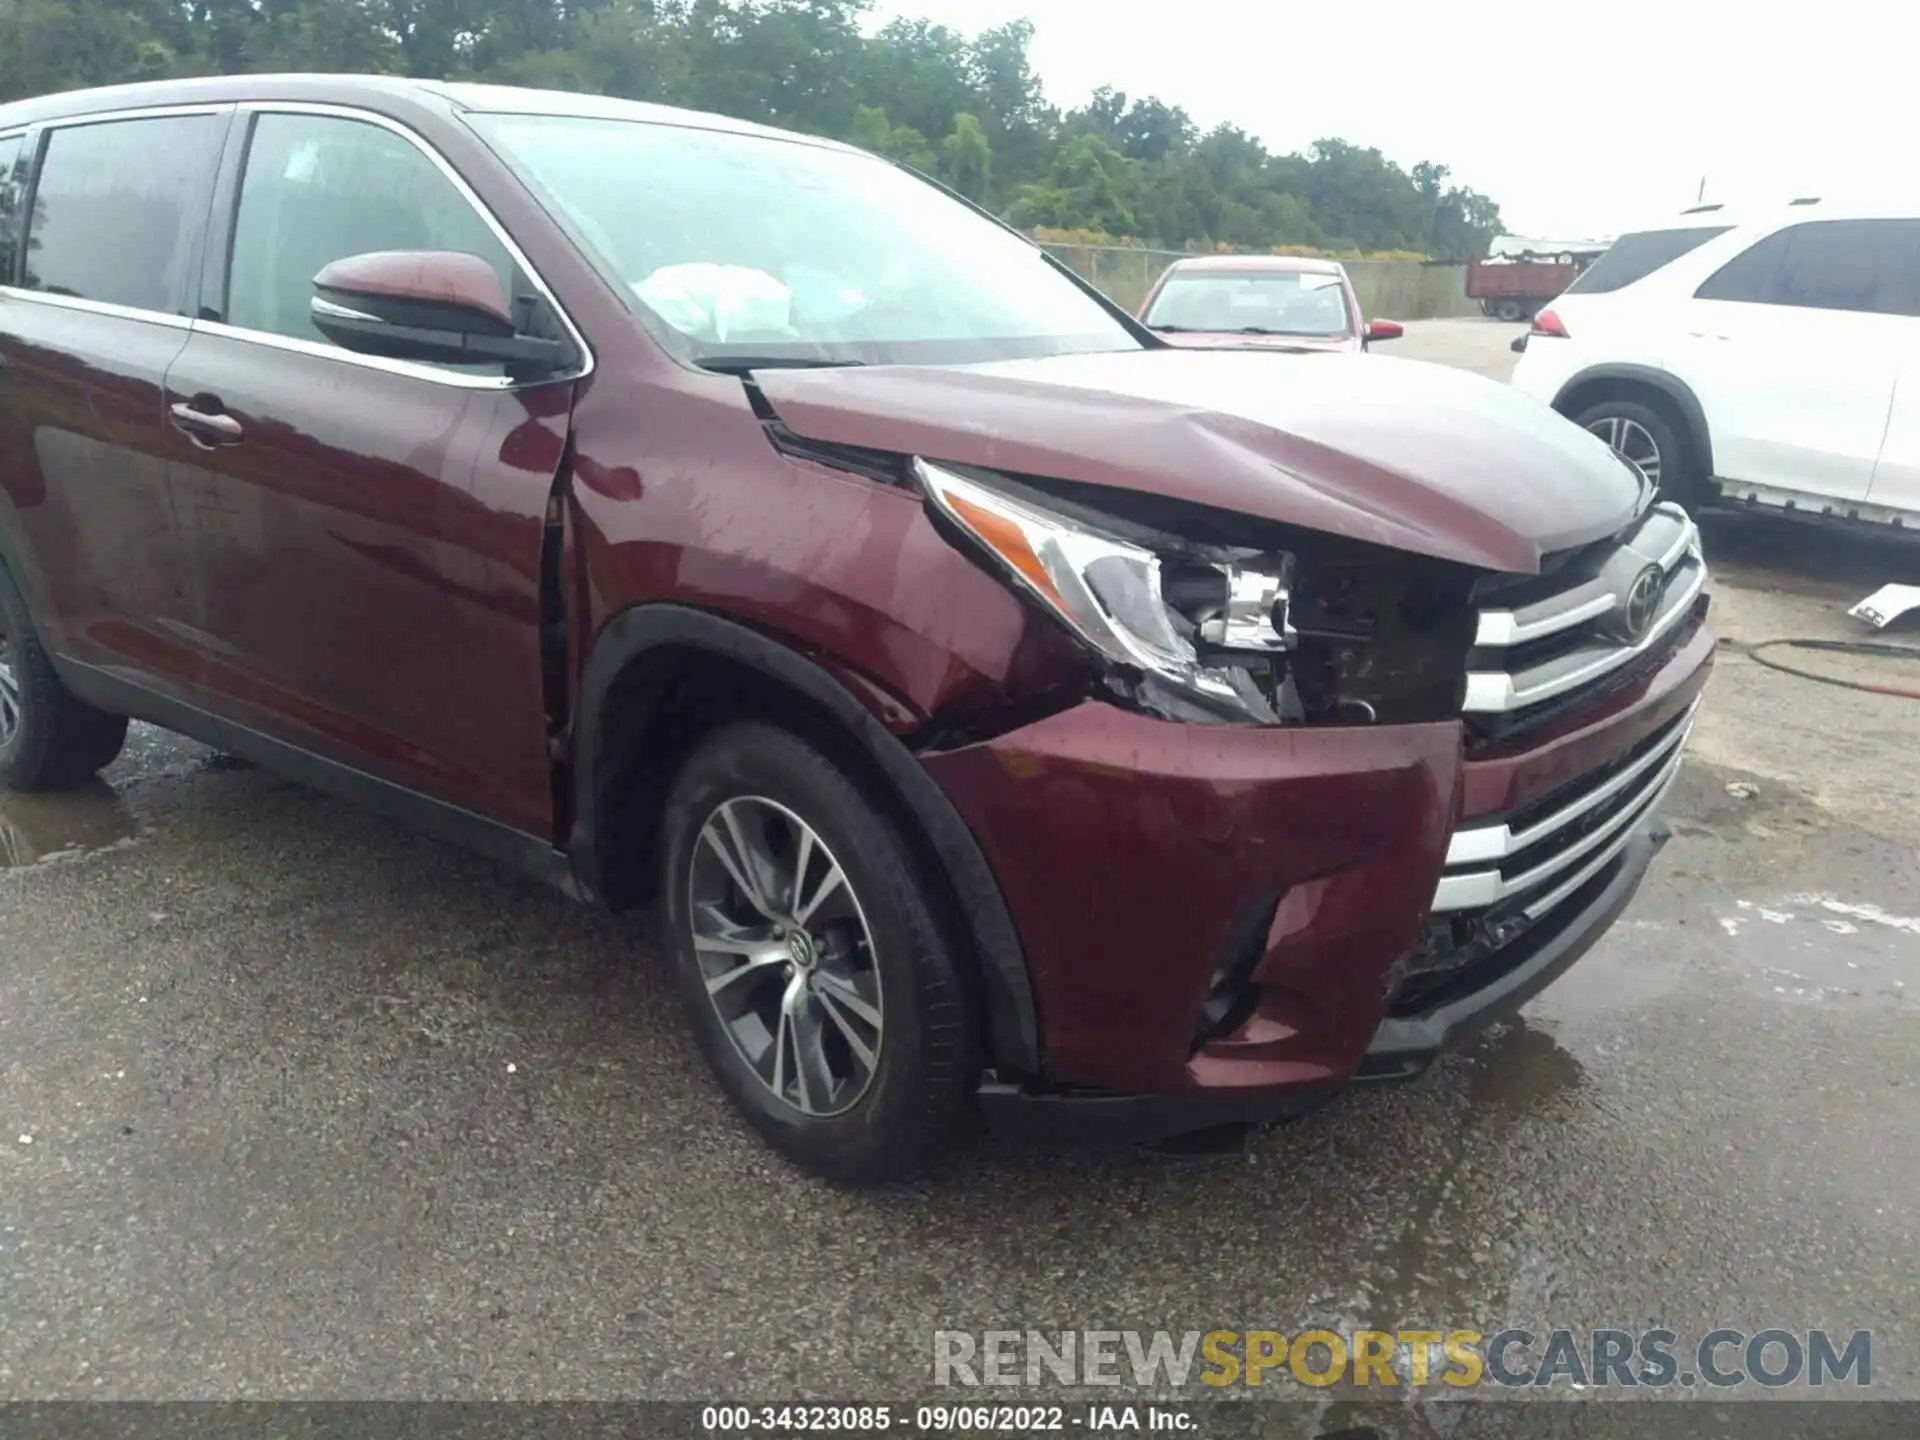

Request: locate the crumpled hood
(755, 348), (1646, 574)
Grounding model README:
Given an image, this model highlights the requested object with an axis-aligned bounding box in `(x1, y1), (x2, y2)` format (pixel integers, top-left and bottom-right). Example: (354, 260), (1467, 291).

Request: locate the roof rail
(1680, 203), (1724, 215)
(1789, 196), (1821, 205)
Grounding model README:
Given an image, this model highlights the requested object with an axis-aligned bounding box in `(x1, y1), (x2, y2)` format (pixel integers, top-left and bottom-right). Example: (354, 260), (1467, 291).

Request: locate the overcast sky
(867, 0), (1920, 239)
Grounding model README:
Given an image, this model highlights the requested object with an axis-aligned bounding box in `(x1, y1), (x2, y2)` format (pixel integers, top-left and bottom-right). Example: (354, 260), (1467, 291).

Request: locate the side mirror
(1511, 333), (1530, 354)
(310, 251), (576, 375)
(1363, 318), (1404, 343)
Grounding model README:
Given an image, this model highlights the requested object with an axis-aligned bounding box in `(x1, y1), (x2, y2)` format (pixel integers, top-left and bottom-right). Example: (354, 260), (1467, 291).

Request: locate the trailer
(1465, 258), (1582, 322)
(1467, 233), (1611, 321)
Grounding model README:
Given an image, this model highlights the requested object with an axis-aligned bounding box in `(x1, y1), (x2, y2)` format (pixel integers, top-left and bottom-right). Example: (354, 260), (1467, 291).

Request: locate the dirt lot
(1, 325), (1915, 1407)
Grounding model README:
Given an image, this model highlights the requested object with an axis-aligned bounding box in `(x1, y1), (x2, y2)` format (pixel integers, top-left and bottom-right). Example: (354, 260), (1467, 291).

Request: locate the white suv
(1511, 201), (1920, 526)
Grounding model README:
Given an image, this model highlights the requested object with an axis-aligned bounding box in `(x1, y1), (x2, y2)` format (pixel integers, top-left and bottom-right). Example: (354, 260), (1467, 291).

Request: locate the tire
(1494, 297), (1525, 322)
(1572, 398), (1698, 507)
(0, 563), (128, 792)
(660, 720), (976, 1184)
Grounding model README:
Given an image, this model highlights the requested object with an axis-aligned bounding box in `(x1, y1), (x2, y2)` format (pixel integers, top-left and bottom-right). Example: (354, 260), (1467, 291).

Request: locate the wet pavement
(1, 735), (1913, 1402)
(0, 324), (1916, 1402)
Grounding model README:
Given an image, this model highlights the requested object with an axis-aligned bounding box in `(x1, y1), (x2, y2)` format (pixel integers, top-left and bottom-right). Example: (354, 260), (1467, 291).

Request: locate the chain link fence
(1038, 244), (1192, 315)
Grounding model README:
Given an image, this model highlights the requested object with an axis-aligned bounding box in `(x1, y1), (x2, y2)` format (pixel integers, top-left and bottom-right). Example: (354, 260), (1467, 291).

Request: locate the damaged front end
(913, 459), (1480, 731)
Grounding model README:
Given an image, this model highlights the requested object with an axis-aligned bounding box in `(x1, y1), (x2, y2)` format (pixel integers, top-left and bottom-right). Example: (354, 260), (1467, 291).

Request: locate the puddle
(1327, 1018), (1585, 1381)
(0, 781), (138, 867)
(1464, 1017), (1586, 1116)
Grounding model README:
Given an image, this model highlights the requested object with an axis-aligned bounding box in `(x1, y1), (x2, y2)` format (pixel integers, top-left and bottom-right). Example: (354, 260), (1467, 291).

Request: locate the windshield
(466, 112), (1140, 368)
(1144, 270), (1353, 337)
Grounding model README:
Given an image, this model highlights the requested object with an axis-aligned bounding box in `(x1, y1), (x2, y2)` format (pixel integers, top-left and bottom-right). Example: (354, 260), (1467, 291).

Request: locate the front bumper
(1355, 820), (1667, 1084)
(976, 820), (1667, 1145)
(921, 621), (1713, 1141)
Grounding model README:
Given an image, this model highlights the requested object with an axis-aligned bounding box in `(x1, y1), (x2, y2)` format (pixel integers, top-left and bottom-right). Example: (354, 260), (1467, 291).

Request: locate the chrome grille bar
(1445, 702), (1698, 867)
(1432, 719), (1691, 913)
(1465, 504), (1704, 716)
(1473, 503), (1694, 649)
(1521, 761), (1685, 920)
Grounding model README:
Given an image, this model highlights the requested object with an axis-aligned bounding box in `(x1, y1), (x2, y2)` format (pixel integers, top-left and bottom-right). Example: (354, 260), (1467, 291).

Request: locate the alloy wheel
(0, 623), (20, 749)
(687, 795), (884, 1118)
(1586, 414), (1663, 490)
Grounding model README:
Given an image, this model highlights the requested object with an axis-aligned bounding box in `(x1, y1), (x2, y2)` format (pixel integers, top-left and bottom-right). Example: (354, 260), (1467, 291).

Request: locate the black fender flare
(568, 603), (1042, 1078)
(1552, 364), (1715, 479)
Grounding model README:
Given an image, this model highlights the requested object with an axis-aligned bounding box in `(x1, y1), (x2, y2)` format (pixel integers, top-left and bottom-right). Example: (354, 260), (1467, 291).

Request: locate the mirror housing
(1363, 318), (1404, 344)
(310, 251), (576, 375)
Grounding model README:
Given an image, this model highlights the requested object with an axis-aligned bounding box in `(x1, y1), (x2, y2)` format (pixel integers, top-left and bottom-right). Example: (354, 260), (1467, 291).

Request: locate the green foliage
(941, 112), (989, 202)
(0, 0), (1504, 258)
(847, 102), (935, 172)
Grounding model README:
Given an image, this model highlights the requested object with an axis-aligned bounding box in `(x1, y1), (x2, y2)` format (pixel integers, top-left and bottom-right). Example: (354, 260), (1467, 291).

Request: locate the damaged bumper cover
(977, 823), (1667, 1146)
(924, 623), (1714, 1147)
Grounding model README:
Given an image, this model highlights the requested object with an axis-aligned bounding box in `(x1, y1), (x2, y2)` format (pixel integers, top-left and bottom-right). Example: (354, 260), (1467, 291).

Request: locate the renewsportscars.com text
(933, 1327), (1872, 1390)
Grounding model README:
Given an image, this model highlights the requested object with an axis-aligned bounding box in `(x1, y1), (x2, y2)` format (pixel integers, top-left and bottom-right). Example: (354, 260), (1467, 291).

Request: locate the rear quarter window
(1564, 226), (1732, 295)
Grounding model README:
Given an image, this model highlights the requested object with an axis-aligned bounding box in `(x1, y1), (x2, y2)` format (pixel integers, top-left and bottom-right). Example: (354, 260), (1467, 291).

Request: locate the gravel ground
(1, 321), (1915, 1407)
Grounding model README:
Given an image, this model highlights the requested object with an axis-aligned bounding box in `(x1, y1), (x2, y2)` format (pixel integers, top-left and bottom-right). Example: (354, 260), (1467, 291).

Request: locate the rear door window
(0, 134), (24, 284)
(23, 114), (223, 314)
(1696, 219), (1920, 317)
(1563, 226), (1732, 295)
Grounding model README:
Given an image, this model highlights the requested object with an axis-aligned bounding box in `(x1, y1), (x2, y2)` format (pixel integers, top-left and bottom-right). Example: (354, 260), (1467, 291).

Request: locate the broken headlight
(917, 459), (1299, 725)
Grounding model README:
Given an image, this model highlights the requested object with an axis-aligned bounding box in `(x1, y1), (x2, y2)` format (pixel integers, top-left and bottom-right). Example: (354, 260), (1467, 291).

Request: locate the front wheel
(660, 721), (976, 1184)
(1573, 398), (1698, 506)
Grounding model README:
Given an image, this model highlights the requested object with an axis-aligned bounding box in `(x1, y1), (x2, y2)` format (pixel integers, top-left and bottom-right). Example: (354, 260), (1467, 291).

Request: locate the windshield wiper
(695, 356), (868, 375)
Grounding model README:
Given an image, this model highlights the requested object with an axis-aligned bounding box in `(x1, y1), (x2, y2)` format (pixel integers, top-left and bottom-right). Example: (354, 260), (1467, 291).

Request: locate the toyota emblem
(1613, 565), (1665, 644)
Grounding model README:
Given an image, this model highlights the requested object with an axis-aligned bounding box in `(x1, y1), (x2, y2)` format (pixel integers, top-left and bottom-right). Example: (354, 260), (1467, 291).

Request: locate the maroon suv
(0, 77), (1713, 1182)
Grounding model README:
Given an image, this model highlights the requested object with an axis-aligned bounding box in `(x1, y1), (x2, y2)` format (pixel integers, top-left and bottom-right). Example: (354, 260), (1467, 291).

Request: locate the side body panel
(565, 357), (1091, 736)
(1865, 347), (1920, 515)
(0, 110), (227, 696)
(1667, 296), (1895, 501)
(151, 96), (596, 834)
(0, 297), (198, 683)
(161, 332), (572, 832)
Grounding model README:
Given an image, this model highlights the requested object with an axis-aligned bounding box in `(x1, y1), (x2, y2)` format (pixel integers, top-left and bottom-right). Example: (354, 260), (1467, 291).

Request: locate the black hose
(1745, 637), (1920, 699)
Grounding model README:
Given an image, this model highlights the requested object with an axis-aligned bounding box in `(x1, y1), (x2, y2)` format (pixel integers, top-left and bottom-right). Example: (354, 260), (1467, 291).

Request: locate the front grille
(1393, 851), (1630, 1018)
(1432, 699), (1696, 920)
(1394, 704), (1694, 1017)
(1464, 503), (1706, 739)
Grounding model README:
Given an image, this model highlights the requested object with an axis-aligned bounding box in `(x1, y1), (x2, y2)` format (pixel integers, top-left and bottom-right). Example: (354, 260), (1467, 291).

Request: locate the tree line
(0, 0), (1506, 258)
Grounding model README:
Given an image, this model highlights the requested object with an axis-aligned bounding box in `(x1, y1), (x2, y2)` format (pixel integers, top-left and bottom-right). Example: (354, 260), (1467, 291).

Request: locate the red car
(1140, 254), (1404, 351)
(0, 77), (1711, 1182)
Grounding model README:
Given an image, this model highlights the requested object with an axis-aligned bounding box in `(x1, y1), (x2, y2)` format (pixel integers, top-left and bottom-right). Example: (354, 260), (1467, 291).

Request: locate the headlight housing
(917, 459), (1476, 727)
(919, 459), (1297, 724)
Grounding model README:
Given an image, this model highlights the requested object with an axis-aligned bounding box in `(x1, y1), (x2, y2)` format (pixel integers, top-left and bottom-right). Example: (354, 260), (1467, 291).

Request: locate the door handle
(169, 400), (244, 448)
